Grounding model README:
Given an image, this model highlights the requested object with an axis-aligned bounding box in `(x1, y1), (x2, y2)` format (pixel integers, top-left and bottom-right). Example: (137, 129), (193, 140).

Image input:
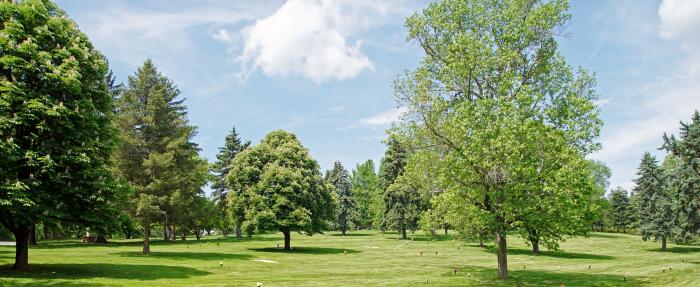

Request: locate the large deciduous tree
(0, 0), (124, 270)
(663, 111), (700, 242)
(635, 152), (675, 251)
(211, 126), (249, 238)
(326, 161), (356, 235)
(393, 0), (601, 278)
(227, 130), (334, 250)
(112, 60), (209, 253)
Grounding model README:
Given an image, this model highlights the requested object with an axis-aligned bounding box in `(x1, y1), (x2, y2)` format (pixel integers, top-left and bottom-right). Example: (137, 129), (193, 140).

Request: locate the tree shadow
(484, 247), (614, 260)
(113, 251), (252, 261)
(329, 232), (374, 237)
(449, 265), (643, 286)
(647, 246), (700, 254)
(31, 236), (264, 250)
(586, 233), (624, 239)
(0, 263), (209, 281)
(249, 247), (361, 255)
(411, 234), (455, 242)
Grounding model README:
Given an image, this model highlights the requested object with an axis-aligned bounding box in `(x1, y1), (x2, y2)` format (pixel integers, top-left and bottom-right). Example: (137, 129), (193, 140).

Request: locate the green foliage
(634, 152), (676, 247)
(112, 60), (209, 246)
(588, 160), (612, 231)
(350, 160), (383, 229)
(210, 126), (249, 236)
(382, 174), (426, 239)
(326, 161), (356, 234)
(393, 0), (601, 277)
(663, 111), (700, 242)
(0, 0), (126, 269)
(227, 130), (334, 242)
(378, 136), (408, 190)
(607, 187), (632, 233)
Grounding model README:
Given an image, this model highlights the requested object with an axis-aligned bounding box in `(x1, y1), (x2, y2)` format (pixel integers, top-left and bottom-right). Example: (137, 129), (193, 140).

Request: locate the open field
(1, 231), (699, 287)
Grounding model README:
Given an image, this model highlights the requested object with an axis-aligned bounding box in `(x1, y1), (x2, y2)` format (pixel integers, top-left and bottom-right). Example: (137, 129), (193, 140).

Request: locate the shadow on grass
(647, 246), (700, 254)
(449, 265), (642, 287)
(31, 236), (272, 250)
(586, 233), (624, 239)
(249, 247), (360, 255)
(113, 251), (252, 261)
(484, 247), (614, 260)
(329, 232), (374, 237)
(0, 263), (209, 281)
(411, 234), (455, 242)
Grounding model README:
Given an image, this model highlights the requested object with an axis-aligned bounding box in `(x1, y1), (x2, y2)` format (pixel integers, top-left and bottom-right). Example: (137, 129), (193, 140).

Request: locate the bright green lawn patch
(0, 231), (698, 286)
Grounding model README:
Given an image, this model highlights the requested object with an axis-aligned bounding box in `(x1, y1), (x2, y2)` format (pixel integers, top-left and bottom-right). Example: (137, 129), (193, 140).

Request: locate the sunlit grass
(0, 231), (698, 286)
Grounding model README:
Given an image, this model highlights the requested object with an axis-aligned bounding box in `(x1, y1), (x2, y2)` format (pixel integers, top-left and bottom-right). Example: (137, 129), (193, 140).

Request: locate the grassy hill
(1, 231), (698, 286)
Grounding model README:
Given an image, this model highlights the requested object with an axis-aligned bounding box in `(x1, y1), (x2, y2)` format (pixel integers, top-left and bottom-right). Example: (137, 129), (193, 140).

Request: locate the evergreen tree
(0, 0), (128, 270)
(382, 175), (423, 239)
(634, 152), (674, 251)
(607, 187), (631, 233)
(663, 111), (700, 242)
(350, 160), (382, 229)
(227, 130), (334, 250)
(378, 136), (408, 190)
(211, 126), (249, 238)
(326, 161), (356, 235)
(113, 60), (209, 253)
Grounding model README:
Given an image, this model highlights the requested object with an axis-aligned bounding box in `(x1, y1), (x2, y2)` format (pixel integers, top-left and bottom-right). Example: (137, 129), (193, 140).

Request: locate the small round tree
(227, 130), (334, 250)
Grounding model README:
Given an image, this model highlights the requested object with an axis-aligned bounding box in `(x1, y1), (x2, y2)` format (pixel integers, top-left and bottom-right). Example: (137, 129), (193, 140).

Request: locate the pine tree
(634, 152), (674, 251)
(378, 136), (408, 190)
(211, 126), (249, 238)
(607, 187), (631, 233)
(382, 175), (423, 239)
(663, 111), (700, 242)
(326, 161), (356, 235)
(113, 60), (209, 253)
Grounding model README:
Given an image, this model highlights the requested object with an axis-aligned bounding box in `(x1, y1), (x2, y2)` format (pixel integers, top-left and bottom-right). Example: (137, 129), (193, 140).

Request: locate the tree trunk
(496, 232), (508, 279)
(661, 236), (667, 252)
(444, 227), (448, 235)
(29, 223), (37, 245)
(531, 240), (540, 254)
(143, 220), (151, 254)
(235, 223), (242, 239)
(181, 230), (187, 241)
(401, 222), (407, 240)
(195, 228), (202, 240)
(479, 238), (485, 248)
(13, 225), (30, 271)
(283, 230), (291, 250)
(341, 229), (346, 236)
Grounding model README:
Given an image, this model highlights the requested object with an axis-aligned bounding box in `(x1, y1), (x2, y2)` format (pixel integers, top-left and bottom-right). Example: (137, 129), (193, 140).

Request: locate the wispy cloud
(358, 107), (407, 126)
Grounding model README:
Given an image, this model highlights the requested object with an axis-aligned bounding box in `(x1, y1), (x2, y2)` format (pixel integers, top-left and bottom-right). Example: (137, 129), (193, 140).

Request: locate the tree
(379, 136), (409, 190)
(382, 175), (424, 239)
(607, 187), (631, 233)
(635, 152), (675, 251)
(211, 126), (249, 238)
(0, 0), (124, 270)
(112, 60), (209, 252)
(227, 130), (334, 250)
(663, 111), (700, 242)
(350, 160), (382, 229)
(326, 161), (356, 235)
(588, 160), (612, 231)
(393, 0), (601, 278)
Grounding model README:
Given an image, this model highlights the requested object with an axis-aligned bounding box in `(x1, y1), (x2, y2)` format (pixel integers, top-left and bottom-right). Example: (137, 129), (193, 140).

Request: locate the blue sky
(54, 0), (700, 193)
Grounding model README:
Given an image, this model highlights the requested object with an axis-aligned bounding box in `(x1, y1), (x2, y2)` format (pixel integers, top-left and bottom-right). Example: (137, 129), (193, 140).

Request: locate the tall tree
(607, 187), (631, 233)
(378, 136), (409, 190)
(227, 130), (334, 250)
(0, 0), (124, 270)
(393, 0), (601, 278)
(326, 161), (356, 235)
(211, 126), (249, 238)
(635, 153), (675, 251)
(663, 111), (700, 242)
(588, 160), (612, 231)
(350, 160), (382, 229)
(112, 60), (209, 253)
(382, 175), (424, 239)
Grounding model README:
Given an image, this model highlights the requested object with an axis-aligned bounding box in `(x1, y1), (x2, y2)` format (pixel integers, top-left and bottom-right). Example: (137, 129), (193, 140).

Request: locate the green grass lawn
(0, 231), (699, 286)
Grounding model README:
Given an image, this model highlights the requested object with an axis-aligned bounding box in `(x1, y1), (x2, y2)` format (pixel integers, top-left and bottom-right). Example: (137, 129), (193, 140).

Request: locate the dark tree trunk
(207, 228), (212, 236)
(661, 236), (667, 252)
(496, 232), (508, 279)
(29, 223), (37, 245)
(13, 225), (30, 271)
(143, 220), (151, 254)
(181, 230), (187, 241)
(444, 227), (448, 235)
(341, 229), (346, 236)
(235, 223), (242, 239)
(479, 238), (485, 248)
(401, 222), (407, 240)
(283, 230), (291, 250)
(195, 228), (202, 240)
(531, 240), (540, 254)
(163, 214), (169, 241)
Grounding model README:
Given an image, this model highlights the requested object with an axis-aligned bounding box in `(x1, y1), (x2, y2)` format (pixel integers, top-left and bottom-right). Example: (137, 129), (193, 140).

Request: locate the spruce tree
(378, 136), (408, 190)
(663, 111), (700, 242)
(113, 60), (209, 253)
(211, 126), (249, 238)
(607, 187), (631, 233)
(634, 152), (674, 251)
(326, 161), (356, 235)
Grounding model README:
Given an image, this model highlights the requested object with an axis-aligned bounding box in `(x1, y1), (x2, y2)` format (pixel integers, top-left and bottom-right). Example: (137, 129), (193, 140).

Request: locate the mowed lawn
(1, 231), (699, 286)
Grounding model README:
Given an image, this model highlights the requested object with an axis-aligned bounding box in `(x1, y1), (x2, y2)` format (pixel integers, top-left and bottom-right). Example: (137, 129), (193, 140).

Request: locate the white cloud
(237, 0), (402, 83)
(358, 107), (407, 126)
